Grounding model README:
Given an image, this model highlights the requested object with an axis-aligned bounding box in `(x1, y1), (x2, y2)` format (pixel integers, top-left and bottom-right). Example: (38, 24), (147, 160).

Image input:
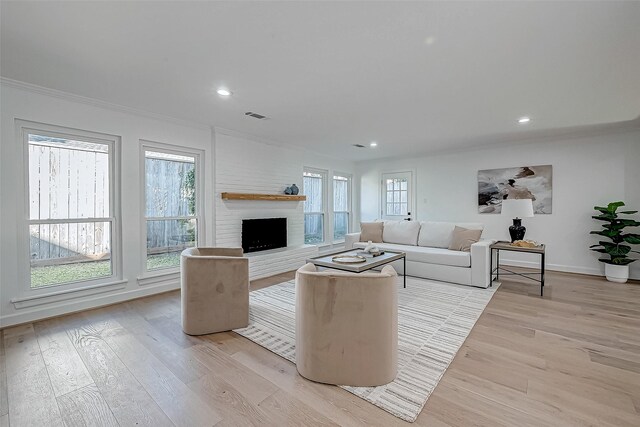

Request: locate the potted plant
(590, 201), (640, 283)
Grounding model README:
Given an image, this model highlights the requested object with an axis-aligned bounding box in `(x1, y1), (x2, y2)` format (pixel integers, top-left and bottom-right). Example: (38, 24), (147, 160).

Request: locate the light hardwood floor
(1, 270), (640, 426)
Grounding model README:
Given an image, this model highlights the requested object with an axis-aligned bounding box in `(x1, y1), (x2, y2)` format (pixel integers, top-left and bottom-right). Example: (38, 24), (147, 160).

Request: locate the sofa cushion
(360, 222), (383, 243)
(448, 226), (483, 252)
(418, 221), (484, 248)
(352, 241), (471, 268)
(417, 222), (454, 248)
(409, 246), (471, 267)
(382, 220), (420, 246)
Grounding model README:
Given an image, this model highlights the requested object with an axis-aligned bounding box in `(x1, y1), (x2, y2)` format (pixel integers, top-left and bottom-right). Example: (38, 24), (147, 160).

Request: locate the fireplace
(242, 218), (287, 253)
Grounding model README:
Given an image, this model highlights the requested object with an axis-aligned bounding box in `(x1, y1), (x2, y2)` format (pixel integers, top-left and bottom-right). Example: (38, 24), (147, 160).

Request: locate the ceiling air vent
(245, 111), (268, 120)
(352, 144), (366, 148)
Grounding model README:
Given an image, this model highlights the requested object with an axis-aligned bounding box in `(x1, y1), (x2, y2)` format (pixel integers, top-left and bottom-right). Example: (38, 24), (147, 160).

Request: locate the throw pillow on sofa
(360, 222), (384, 243)
(382, 220), (421, 246)
(448, 226), (483, 252)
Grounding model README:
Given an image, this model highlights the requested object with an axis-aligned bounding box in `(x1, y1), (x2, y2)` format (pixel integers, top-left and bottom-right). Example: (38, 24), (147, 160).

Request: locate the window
(303, 169), (327, 244)
(26, 126), (118, 289)
(385, 177), (408, 215)
(143, 146), (200, 271)
(333, 174), (351, 241)
(381, 171), (413, 220)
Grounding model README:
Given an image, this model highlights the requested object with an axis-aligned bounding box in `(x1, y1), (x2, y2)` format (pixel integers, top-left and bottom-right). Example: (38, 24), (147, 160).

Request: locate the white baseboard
(0, 280), (180, 329)
(500, 258), (599, 276)
(500, 258), (640, 280)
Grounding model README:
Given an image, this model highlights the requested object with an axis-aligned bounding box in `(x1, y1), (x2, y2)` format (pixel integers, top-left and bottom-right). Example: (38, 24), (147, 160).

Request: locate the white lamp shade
(501, 199), (534, 218)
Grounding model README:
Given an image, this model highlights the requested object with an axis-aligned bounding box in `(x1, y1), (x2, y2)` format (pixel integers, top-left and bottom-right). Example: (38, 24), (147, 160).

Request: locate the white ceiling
(2, 1), (639, 160)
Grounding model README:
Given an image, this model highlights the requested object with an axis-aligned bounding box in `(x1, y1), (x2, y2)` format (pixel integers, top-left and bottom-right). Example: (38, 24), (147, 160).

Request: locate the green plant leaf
(619, 210), (639, 214)
(592, 214), (616, 221)
(603, 223), (627, 231)
(618, 219), (640, 227)
(622, 234), (640, 244)
(590, 230), (620, 238)
(599, 241), (631, 255)
(607, 201), (625, 212)
(591, 248), (607, 253)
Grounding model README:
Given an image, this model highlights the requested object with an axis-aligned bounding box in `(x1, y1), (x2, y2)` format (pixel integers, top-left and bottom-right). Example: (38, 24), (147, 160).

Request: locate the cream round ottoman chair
(180, 247), (249, 335)
(295, 263), (398, 386)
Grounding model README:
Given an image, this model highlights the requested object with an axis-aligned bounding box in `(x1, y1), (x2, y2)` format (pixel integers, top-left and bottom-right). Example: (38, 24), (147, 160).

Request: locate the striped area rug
(234, 276), (499, 422)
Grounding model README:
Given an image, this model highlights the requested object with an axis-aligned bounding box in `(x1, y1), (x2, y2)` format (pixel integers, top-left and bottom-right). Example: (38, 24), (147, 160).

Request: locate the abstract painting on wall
(478, 165), (552, 214)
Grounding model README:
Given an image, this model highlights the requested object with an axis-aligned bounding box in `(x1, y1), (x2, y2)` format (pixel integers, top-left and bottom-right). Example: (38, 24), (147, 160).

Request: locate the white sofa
(345, 221), (494, 288)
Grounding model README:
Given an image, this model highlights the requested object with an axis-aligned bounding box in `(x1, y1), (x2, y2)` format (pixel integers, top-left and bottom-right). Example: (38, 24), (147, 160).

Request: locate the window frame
(303, 167), (328, 245)
(332, 172), (352, 243)
(19, 120), (121, 294)
(139, 140), (204, 276)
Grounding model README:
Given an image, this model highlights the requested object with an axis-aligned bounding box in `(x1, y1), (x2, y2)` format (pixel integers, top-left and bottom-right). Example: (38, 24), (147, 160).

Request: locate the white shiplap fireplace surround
(215, 131), (318, 279)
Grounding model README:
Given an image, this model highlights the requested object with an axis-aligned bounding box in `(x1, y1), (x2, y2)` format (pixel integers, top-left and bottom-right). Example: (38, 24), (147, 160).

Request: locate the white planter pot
(604, 263), (629, 283)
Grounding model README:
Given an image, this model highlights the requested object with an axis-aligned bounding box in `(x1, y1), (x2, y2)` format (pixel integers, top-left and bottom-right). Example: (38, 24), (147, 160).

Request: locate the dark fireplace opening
(242, 218), (287, 253)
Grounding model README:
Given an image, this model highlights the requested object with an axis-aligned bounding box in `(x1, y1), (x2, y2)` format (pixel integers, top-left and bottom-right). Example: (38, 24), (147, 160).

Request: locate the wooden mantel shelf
(221, 192), (306, 201)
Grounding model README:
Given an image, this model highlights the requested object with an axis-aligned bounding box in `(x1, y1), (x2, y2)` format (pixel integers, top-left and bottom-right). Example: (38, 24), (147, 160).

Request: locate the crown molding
(0, 77), (211, 131)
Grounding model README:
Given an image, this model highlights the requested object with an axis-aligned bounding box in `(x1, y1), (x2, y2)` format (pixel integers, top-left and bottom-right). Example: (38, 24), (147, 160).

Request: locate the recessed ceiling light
(370, 142), (378, 147)
(518, 116), (531, 124)
(217, 88), (232, 97)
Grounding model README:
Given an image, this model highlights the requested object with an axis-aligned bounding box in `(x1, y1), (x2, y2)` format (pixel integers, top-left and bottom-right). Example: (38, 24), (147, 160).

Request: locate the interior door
(381, 171), (413, 221)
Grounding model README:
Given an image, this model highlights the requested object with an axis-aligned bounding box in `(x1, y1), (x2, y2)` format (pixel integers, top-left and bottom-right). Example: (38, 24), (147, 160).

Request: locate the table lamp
(501, 199), (534, 242)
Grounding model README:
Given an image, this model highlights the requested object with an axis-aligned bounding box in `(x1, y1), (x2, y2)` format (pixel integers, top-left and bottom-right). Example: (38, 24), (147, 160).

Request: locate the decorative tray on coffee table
(331, 255), (367, 264)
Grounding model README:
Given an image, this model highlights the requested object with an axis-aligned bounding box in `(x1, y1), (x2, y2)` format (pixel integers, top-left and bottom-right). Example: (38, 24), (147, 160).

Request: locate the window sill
(137, 270), (180, 287)
(11, 280), (127, 309)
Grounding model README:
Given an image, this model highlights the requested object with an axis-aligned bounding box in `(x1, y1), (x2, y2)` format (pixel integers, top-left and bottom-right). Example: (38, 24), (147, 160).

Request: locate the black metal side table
(490, 241), (546, 296)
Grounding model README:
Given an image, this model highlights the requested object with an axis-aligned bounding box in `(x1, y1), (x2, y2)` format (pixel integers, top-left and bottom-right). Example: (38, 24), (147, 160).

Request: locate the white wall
(215, 131), (305, 247)
(214, 130), (357, 251)
(358, 130), (640, 279)
(0, 81), (215, 327)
